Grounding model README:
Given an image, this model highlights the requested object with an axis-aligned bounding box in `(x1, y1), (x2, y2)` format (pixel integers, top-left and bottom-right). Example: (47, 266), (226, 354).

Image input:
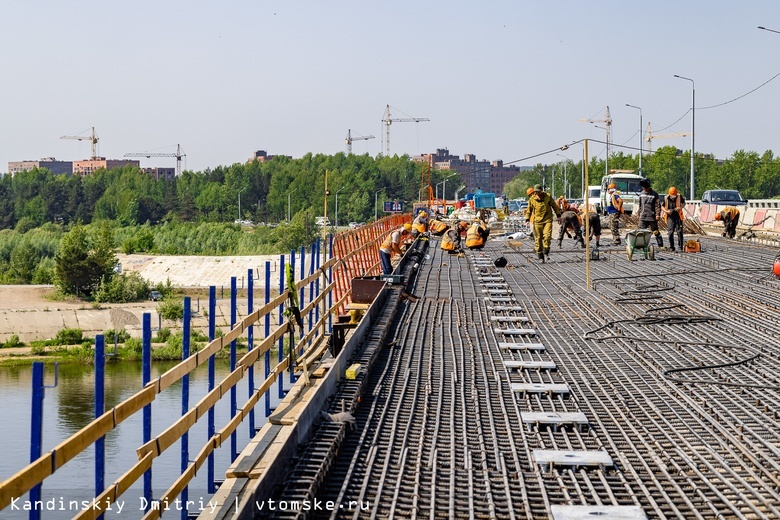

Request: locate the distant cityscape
(7, 148), (531, 195)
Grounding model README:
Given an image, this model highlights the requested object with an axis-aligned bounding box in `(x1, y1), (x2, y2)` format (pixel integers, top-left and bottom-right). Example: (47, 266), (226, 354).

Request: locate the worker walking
(605, 183), (624, 245)
(662, 187), (686, 251)
(465, 220), (490, 250)
(557, 201), (585, 248)
(637, 179), (664, 248)
(379, 223), (412, 274)
(714, 206), (740, 238)
(441, 221), (469, 253)
(524, 184), (562, 261)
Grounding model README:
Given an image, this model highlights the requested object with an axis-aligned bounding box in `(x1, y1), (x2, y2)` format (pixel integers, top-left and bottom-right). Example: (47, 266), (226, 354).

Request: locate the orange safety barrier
(329, 214), (411, 314)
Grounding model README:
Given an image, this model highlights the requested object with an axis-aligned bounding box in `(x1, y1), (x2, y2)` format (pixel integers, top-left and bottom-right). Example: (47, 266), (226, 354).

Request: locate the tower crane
(60, 127), (100, 160)
(644, 122), (691, 154)
(381, 105), (429, 156)
(124, 144), (186, 177)
(580, 106), (612, 175)
(345, 129), (375, 154)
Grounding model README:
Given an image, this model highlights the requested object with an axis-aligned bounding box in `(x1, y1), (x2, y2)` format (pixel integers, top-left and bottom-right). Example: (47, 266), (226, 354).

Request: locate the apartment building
(7, 158), (73, 176)
(413, 149), (529, 196)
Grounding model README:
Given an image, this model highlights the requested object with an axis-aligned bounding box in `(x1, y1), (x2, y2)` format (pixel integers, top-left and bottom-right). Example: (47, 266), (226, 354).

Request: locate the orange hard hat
(526, 187), (535, 196)
(608, 183), (616, 189)
(668, 187), (678, 196)
(713, 213), (722, 221)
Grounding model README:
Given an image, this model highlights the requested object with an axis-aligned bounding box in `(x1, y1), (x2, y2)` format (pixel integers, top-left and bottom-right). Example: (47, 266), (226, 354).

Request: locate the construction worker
(428, 218), (449, 236)
(557, 201), (585, 248)
(637, 179), (664, 248)
(605, 183), (624, 245)
(579, 203), (602, 248)
(714, 206), (740, 238)
(662, 186), (686, 251)
(379, 223), (412, 274)
(411, 210), (429, 237)
(525, 184), (562, 261)
(441, 221), (469, 253)
(465, 220), (490, 249)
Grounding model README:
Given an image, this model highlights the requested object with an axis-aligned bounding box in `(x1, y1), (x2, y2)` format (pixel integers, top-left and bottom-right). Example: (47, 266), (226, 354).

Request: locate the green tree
(55, 223), (116, 297)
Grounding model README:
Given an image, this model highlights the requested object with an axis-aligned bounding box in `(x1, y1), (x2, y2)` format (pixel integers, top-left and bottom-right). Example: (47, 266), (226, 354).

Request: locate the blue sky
(3, 1), (779, 173)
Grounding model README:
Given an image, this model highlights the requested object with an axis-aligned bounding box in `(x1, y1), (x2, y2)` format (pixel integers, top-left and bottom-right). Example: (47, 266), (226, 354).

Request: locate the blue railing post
(247, 269), (255, 436)
(142, 313), (152, 510)
(278, 254), (285, 398)
(230, 276), (238, 461)
(265, 261), (271, 416)
(95, 335), (105, 520)
(208, 286), (216, 493)
(181, 297), (191, 520)
(29, 362), (45, 520)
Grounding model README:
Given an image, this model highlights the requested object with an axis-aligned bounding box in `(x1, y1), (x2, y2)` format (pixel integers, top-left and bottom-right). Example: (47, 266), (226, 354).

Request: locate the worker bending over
(557, 201), (585, 248)
(441, 221), (469, 253)
(662, 187), (686, 251)
(428, 218), (449, 236)
(714, 206), (740, 239)
(411, 210), (429, 237)
(465, 220), (490, 250)
(379, 223), (412, 274)
(579, 203), (602, 248)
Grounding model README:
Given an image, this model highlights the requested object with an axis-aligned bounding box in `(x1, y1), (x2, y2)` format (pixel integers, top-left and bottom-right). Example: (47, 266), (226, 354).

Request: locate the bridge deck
(234, 235), (780, 519)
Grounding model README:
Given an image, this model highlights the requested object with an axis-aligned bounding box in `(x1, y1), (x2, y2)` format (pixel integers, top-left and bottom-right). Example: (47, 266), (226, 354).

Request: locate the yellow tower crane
(644, 122), (691, 154)
(60, 127), (100, 160)
(345, 129), (375, 154)
(381, 105), (429, 156)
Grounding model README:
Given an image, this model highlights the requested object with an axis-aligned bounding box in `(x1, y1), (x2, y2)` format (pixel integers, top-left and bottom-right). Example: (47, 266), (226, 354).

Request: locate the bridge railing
(0, 216), (411, 520)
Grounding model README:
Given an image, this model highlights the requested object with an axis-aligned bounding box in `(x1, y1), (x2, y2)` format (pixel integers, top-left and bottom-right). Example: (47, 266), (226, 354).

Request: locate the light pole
(237, 187), (246, 222)
(674, 74), (695, 200)
(555, 154), (568, 198)
(335, 186), (347, 228)
(441, 173), (457, 202)
(374, 189), (383, 221)
(758, 26), (780, 34)
(287, 187), (299, 222)
(454, 185), (466, 201)
(625, 104), (643, 176)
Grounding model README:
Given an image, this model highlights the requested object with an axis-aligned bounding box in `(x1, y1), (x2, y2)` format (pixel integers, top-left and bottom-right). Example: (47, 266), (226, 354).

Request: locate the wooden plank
(0, 453), (53, 509)
(217, 408), (245, 443)
(112, 452), (154, 503)
(113, 385), (156, 425)
(137, 407), (197, 459)
(52, 410), (115, 470)
(222, 321), (244, 345)
(158, 355), (198, 393)
(227, 424), (283, 478)
(195, 386), (222, 421)
(196, 337), (224, 365)
(236, 323), (288, 369)
(218, 367), (245, 399)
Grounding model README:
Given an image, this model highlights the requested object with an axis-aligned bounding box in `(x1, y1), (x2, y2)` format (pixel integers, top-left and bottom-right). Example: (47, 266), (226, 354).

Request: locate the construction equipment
(124, 144), (186, 177)
(60, 127), (100, 160)
(625, 229), (656, 261)
(644, 122), (691, 153)
(382, 105), (429, 156)
(345, 129), (375, 154)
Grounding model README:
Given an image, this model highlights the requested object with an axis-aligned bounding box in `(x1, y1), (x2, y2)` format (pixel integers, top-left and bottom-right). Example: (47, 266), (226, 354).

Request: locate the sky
(3, 1), (780, 174)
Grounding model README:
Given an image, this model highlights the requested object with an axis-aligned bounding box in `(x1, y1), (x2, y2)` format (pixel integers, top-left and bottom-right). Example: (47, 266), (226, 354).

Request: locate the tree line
(503, 146), (780, 200)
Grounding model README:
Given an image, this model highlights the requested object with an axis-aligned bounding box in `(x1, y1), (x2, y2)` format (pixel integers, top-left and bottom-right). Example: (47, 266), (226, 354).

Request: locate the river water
(0, 358), (286, 519)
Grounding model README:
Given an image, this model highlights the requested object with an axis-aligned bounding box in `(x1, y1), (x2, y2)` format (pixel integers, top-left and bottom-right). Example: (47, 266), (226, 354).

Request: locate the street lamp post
(555, 154), (568, 198)
(441, 173), (457, 202)
(287, 187), (299, 222)
(674, 75), (695, 200)
(335, 186), (347, 228)
(454, 185), (466, 201)
(625, 104), (643, 176)
(237, 188), (246, 222)
(374, 189), (383, 221)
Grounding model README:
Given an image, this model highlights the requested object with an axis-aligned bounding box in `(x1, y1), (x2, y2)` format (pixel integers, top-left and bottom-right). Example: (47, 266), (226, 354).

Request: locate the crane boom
(60, 127), (99, 160)
(644, 123), (691, 153)
(345, 129), (375, 154)
(382, 105), (430, 156)
(124, 144), (186, 176)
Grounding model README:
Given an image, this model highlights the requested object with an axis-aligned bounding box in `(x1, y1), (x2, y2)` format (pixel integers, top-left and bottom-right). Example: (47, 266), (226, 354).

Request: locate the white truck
(585, 185), (601, 213)
(599, 170), (644, 215)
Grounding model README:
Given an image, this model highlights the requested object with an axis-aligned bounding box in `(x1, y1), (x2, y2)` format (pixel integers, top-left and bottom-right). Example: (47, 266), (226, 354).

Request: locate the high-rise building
(72, 158), (139, 176)
(8, 158), (73, 176)
(413, 149), (530, 196)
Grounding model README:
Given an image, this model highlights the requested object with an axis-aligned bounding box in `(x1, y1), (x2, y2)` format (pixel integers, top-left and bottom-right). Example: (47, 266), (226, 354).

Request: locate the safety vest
(380, 230), (401, 254)
(664, 195), (685, 221)
(722, 206), (739, 220)
(465, 223), (485, 248)
(412, 215), (428, 234)
(607, 192), (623, 214)
(441, 229), (458, 251)
(429, 219), (448, 235)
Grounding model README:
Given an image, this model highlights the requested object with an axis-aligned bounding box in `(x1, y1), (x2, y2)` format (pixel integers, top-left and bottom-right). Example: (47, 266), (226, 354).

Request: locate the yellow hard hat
(403, 223), (412, 231)
(419, 210), (427, 218)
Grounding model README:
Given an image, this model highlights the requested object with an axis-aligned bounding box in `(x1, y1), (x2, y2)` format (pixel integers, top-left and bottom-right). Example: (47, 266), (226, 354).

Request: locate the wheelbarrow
(625, 229), (656, 261)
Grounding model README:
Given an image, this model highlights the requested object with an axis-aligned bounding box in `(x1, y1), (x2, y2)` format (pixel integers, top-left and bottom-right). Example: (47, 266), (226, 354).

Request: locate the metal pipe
(94, 334), (105, 516)
(142, 313), (152, 507)
(207, 287), (216, 493)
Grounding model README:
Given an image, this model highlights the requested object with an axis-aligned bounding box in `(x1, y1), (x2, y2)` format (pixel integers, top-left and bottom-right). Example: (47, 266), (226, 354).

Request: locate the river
(0, 357), (286, 519)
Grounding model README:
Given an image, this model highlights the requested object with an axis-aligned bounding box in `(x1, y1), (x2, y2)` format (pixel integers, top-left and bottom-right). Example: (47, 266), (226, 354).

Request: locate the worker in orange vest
(428, 218), (449, 236)
(441, 221), (469, 253)
(714, 206), (740, 239)
(380, 223), (412, 274)
(662, 186), (686, 251)
(465, 220), (489, 249)
(411, 210), (429, 237)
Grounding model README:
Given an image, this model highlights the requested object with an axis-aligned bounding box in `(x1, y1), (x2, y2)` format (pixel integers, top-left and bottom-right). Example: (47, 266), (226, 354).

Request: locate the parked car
(348, 222), (360, 229)
(315, 217), (331, 227)
(700, 189), (747, 205)
(149, 291), (163, 301)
